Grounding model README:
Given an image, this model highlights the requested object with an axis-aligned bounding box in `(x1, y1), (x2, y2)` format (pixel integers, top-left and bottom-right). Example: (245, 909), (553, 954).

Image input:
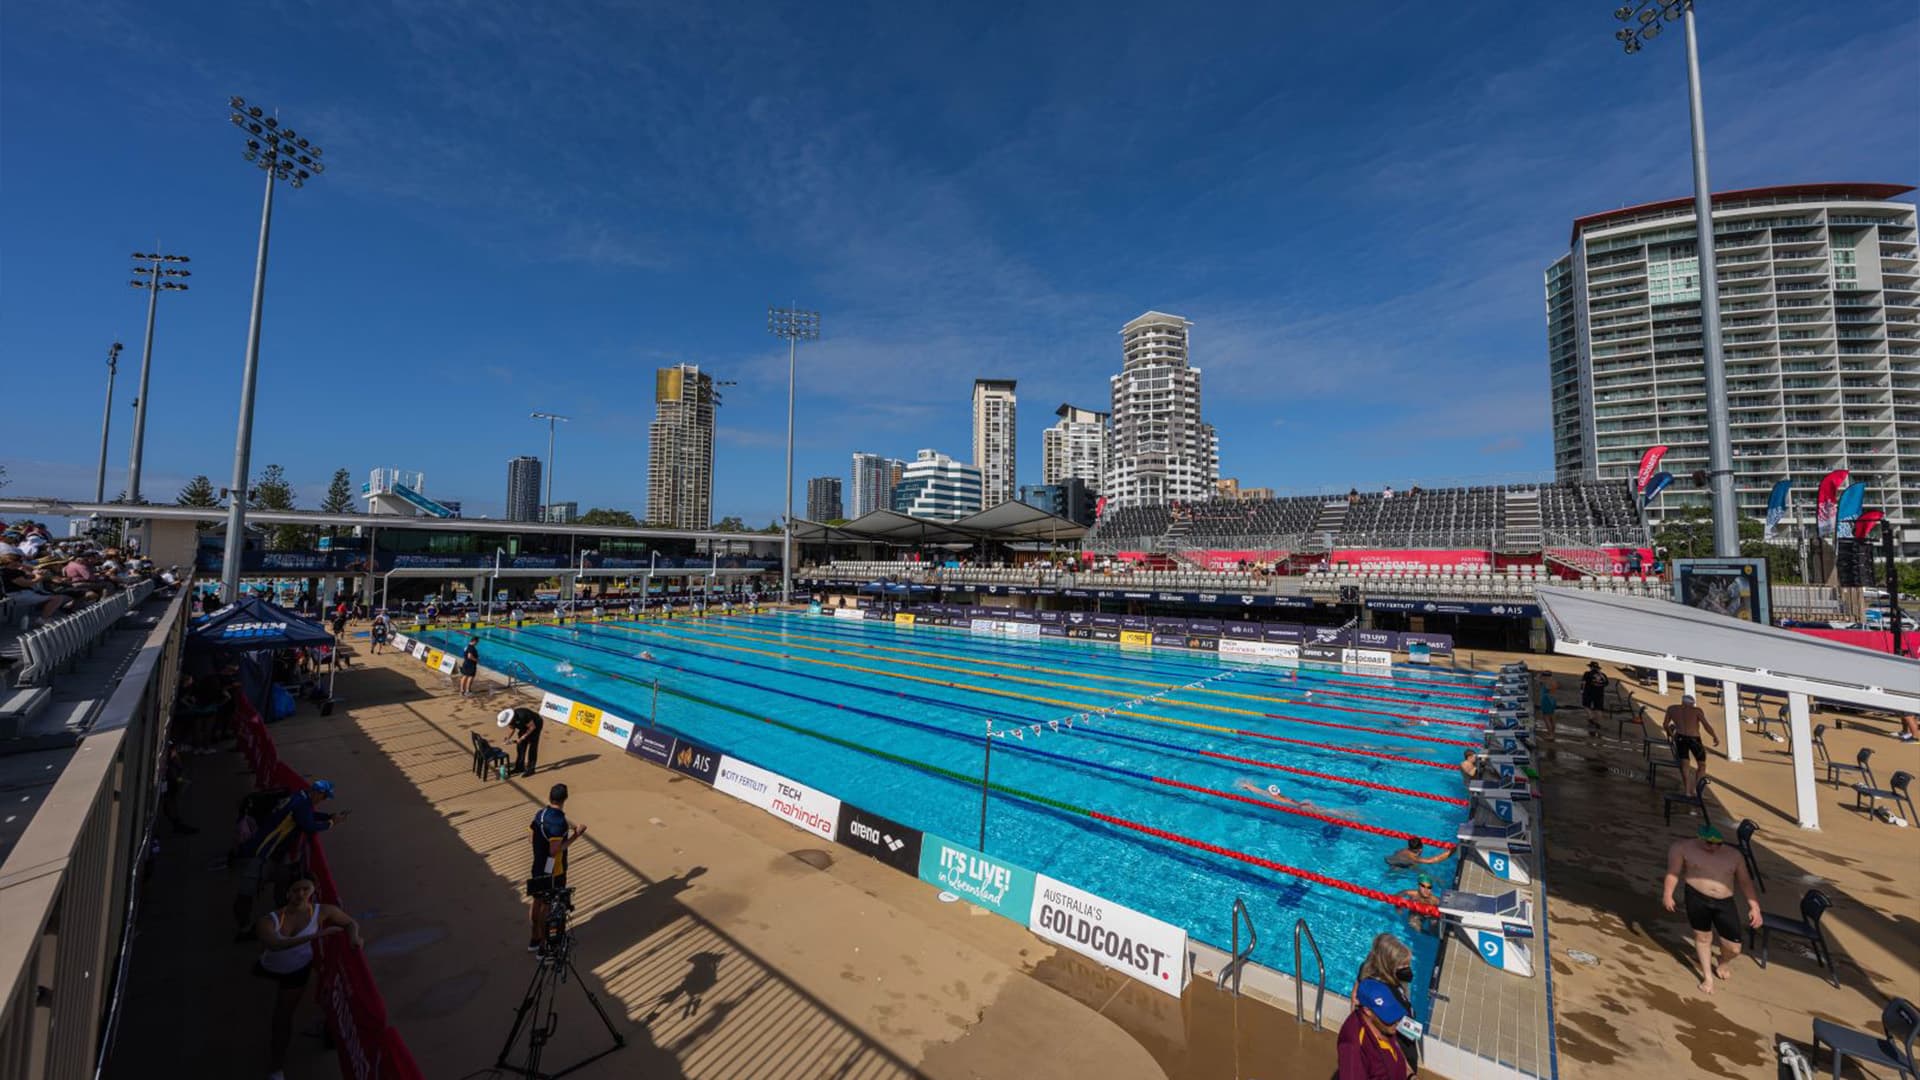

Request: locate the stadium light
(221, 96), (325, 601)
(768, 305), (821, 605)
(1612, 1), (1738, 557)
(531, 412), (571, 518)
(126, 252), (190, 508)
(95, 341), (124, 504)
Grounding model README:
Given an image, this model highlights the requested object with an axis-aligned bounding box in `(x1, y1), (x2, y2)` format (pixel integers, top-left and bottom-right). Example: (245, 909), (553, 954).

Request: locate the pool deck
(110, 642), (1340, 1079)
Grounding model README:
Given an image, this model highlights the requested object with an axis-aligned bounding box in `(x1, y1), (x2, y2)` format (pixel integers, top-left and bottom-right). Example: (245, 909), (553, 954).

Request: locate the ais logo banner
(917, 834), (1035, 924)
(668, 738), (719, 785)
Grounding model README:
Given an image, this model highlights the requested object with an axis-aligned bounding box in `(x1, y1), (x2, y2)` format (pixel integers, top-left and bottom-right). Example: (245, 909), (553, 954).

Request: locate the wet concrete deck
(110, 643), (1340, 1079)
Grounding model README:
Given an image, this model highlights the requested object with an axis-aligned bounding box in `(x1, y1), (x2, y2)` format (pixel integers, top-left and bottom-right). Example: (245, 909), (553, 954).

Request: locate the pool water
(419, 613), (1493, 1012)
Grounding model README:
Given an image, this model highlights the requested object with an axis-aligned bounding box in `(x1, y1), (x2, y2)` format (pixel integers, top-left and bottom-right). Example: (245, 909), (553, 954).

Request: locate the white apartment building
(1547, 183), (1917, 535)
(849, 452), (906, 518)
(1105, 311), (1219, 507)
(890, 449), (982, 521)
(1042, 403), (1109, 494)
(645, 363), (717, 529)
(971, 379), (1017, 508)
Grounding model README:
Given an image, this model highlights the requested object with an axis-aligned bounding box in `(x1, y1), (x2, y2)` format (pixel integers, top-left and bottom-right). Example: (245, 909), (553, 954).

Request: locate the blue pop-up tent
(188, 596), (338, 711)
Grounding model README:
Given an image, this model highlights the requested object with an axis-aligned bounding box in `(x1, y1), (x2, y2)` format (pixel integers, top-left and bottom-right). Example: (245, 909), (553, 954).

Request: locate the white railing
(16, 580), (156, 686)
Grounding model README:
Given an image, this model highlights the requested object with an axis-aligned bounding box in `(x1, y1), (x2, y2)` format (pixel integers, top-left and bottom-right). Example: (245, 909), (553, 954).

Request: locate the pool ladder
(1217, 897), (1257, 996)
(1294, 917), (1326, 1031)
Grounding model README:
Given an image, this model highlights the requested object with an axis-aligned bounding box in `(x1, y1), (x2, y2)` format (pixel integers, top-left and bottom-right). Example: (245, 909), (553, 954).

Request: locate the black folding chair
(1753, 888), (1839, 987)
(1664, 775), (1711, 824)
(1735, 818), (1765, 894)
(1811, 996), (1916, 1080)
(1812, 723), (1832, 769)
(1855, 770), (1916, 822)
(1828, 747), (1874, 789)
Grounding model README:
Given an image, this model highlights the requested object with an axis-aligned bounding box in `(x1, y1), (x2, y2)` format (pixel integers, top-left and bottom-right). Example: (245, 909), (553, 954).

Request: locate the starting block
(1484, 729), (1533, 756)
(1478, 756), (1538, 785)
(1470, 845), (1533, 885)
(1437, 888), (1535, 977)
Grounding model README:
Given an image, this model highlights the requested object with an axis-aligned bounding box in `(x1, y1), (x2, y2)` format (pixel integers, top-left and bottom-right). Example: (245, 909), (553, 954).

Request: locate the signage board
(667, 738), (720, 784)
(1219, 639), (1299, 663)
(538, 693), (575, 726)
(625, 726), (676, 766)
(594, 710), (635, 749)
(566, 701), (602, 736)
(1672, 557), (1771, 625)
(917, 834), (1035, 923)
(1028, 875), (1189, 997)
(835, 802), (924, 874)
(1120, 630), (1153, 647)
(712, 755), (842, 841)
(1301, 643), (1344, 663)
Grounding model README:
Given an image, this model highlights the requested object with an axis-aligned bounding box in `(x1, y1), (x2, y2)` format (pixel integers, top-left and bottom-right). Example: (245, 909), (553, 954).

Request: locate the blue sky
(3, 1), (1915, 522)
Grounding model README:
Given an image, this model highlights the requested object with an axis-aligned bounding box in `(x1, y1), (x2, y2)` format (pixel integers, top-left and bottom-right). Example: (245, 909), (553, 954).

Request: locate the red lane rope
(1319, 676), (1492, 702)
(1259, 712), (1478, 746)
(1151, 776), (1458, 848)
(1230, 726), (1461, 769)
(1298, 686), (1493, 715)
(1191, 748), (1470, 806)
(1280, 700), (1488, 731)
(1087, 809), (1445, 917)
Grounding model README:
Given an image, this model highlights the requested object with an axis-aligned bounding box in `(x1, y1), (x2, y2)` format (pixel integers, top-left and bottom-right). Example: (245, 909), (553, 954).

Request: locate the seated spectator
(2, 554), (74, 620)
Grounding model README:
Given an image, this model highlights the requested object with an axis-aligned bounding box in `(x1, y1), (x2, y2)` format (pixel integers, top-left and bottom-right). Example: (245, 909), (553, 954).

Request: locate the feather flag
(1635, 446), (1670, 493)
(1834, 481), (1868, 533)
(1762, 479), (1792, 542)
(1815, 469), (1850, 538)
(1640, 471), (1674, 506)
(1851, 510), (1885, 540)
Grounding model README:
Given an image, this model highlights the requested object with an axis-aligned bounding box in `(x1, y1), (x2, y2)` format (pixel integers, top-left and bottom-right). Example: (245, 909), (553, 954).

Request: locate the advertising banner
(1301, 643), (1344, 663)
(1120, 630), (1153, 647)
(1355, 628), (1399, 650)
(1635, 444), (1670, 492)
(917, 834), (1035, 924)
(1091, 614), (1122, 628)
(1344, 647), (1394, 668)
(667, 738), (720, 784)
(1187, 620), (1223, 635)
(566, 701), (602, 737)
(1763, 479), (1792, 541)
(1400, 632), (1455, 654)
(894, 613), (916, 627)
(1028, 875), (1188, 997)
(594, 711), (635, 749)
(1010, 609), (1039, 622)
(1183, 636), (1220, 651)
(1038, 610), (1062, 624)
(1121, 615), (1150, 632)
(390, 634), (410, 651)
(424, 648), (443, 668)
(1262, 624), (1305, 643)
(1223, 622), (1261, 639)
(1365, 598), (1540, 617)
(1671, 558), (1771, 624)
(835, 802), (924, 874)
(1219, 639), (1299, 663)
(538, 692), (575, 726)
(832, 607), (866, 620)
(1091, 628), (1121, 642)
(1041, 625), (1068, 637)
(712, 755), (841, 841)
(1151, 617), (1191, 633)
(1150, 633), (1189, 648)
(437, 654), (457, 675)
(411, 641), (428, 659)
(1308, 626), (1352, 646)
(625, 726), (676, 766)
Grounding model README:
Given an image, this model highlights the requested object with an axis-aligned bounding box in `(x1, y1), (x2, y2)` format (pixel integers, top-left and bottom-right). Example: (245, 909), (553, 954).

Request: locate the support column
(1787, 692), (1819, 829)
(1722, 679), (1742, 764)
(1683, 672), (1697, 699)
(1657, 669), (1669, 695)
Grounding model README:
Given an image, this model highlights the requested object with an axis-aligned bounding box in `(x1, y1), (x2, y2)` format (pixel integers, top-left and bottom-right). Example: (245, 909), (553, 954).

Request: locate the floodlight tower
(768, 305), (821, 604)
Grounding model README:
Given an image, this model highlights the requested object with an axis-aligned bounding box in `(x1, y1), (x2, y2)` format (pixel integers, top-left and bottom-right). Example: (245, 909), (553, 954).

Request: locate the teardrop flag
(1635, 446), (1670, 493)
(1834, 481), (1867, 532)
(1640, 471), (1674, 506)
(1762, 479), (1791, 541)
(1851, 510), (1885, 540)
(1816, 469), (1850, 538)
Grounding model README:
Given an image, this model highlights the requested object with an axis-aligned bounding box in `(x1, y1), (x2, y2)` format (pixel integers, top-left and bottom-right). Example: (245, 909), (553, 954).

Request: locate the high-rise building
(1019, 478), (1096, 526)
(506, 456), (542, 522)
(971, 379), (1017, 507)
(849, 452), (907, 517)
(1547, 183), (1917, 530)
(1214, 478), (1274, 501)
(646, 364), (718, 529)
(539, 502), (579, 524)
(1105, 311), (1219, 507)
(1042, 403), (1109, 494)
(806, 476), (844, 521)
(890, 449), (982, 521)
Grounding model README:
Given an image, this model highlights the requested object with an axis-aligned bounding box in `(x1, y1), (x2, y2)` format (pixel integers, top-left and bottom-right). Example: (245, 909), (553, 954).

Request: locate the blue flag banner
(1834, 481), (1868, 531)
(1762, 479), (1791, 541)
(1640, 471), (1674, 506)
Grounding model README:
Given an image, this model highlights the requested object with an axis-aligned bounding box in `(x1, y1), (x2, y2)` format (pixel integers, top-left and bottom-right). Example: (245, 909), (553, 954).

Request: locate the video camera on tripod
(499, 882), (623, 1078)
(534, 883), (575, 956)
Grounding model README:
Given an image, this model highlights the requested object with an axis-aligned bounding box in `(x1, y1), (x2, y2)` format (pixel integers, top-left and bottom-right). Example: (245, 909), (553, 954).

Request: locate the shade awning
(791, 500), (1083, 546)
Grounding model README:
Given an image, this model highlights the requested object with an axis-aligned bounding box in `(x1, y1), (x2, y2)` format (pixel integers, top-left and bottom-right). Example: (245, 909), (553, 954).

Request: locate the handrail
(1217, 896), (1257, 996)
(1294, 917), (1326, 1031)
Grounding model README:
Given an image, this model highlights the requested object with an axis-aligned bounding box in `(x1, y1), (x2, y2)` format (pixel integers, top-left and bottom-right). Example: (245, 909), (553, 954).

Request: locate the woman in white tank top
(253, 876), (362, 1080)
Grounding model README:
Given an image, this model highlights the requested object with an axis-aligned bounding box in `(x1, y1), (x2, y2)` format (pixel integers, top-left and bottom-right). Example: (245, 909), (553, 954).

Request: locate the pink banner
(1787, 627), (1920, 659)
(1329, 549), (1493, 568)
(1635, 445), (1670, 493)
(1187, 549), (1290, 569)
(1815, 469), (1849, 537)
(1852, 510), (1885, 540)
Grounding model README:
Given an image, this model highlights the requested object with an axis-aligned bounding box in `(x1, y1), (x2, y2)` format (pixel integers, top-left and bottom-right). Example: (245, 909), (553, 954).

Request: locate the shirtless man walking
(1663, 694), (1719, 792)
(1661, 823), (1761, 994)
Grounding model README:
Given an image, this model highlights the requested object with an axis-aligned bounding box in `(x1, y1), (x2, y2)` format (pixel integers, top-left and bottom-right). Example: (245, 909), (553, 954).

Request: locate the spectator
(1350, 933), (1421, 1070)
(254, 875), (361, 1080)
(1339, 978), (1415, 1079)
(232, 780), (343, 936)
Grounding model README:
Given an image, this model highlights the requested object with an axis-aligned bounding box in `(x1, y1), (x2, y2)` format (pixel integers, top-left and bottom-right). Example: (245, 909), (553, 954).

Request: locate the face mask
(1394, 966), (1414, 983)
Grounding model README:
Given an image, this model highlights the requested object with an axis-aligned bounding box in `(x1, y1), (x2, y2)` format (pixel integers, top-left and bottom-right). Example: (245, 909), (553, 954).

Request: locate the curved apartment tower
(1547, 183), (1918, 541)
(1106, 311), (1218, 508)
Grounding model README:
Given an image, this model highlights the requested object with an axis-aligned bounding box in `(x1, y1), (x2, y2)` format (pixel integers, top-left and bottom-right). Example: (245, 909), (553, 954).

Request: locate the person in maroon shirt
(1338, 978), (1415, 1079)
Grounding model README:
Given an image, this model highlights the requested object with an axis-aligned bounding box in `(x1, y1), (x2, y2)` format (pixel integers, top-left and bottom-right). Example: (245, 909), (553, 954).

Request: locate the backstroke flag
(1815, 469), (1850, 537)
(1635, 446), (1670, 493)
(1852, 510), (1884, 540)
(1640, 471), (1673, 506)
(1762, 479), (1791, 541)
(1834, 481), (1868, 533)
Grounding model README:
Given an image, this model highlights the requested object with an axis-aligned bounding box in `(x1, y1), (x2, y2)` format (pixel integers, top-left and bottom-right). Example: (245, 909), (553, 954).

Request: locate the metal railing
(0, 583), (188, 1079)
(1217, 896), (1257, 996)
(1294, 917), (1327, 1031)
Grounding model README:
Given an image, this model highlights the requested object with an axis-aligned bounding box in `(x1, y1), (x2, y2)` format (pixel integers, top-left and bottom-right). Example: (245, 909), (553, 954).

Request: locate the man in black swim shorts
(1663, 694), (1720, 792)
(1660, 823), (1760, 995)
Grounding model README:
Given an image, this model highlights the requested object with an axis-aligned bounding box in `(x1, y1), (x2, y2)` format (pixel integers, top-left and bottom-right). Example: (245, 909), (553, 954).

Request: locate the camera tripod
(494, 935), (625, 1079)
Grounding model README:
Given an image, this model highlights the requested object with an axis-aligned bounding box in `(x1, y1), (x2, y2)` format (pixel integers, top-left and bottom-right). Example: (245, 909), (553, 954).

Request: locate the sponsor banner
(424, 648), (443, 668)
(1308, 626), (1352, 646)
(390, 634), (411, 651)
(595, 711), (635, 749)
(1343, 647), (1394, 667)
(1187, 619), (1223, 635)
(863, 609), (889, 620)
(1354, 628), (1399, 650)
(1120, 630), (1153, 647)
(1184, 636), (1220, 652)
(831, 607), (866, 620)
(835, 802), (924, 874)
(1400, 632), (1455, 654)
(411, 641), (428, 659)
(1038, 610), (1062, 624)
(1262, 624), (1305, 643)
(667, 738), (720, 784)
(1151, 617), (1191, 633)
(917, 834), (1035, 923)
(1011, 622), (1041, 637)
(713, 755), (841, 841)
(538, 692), (575, 725)
(1091, 628), (1120, 642)
(1010, 609), (1039, 622)
(1041, 625), (1068, 637)
(1150, 632), (1189, 648)
(1090, 613), (1121, 628)
(1223, 622), (1261, 639)
(1029, 875), (1189, 997)
(1330, 548), (1493, 569)
(1364, 598), (1539, 617)
(894, 613), (916, 627)
(1301, 643), (1344, 663)
(1121, 615), (1151, 632)
(437, 654), (457, 674)
(625, 726), (676, 766)
(567, 701), (602, 736)
(1219, 639), (1300, 663)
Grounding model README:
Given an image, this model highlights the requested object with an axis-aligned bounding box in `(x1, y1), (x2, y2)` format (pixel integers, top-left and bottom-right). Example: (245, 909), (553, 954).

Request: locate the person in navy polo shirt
(527, 783), (585, 953)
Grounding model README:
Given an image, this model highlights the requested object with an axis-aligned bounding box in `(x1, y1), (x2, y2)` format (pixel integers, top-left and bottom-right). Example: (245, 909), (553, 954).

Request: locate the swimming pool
(418, 612), (1493, 1008)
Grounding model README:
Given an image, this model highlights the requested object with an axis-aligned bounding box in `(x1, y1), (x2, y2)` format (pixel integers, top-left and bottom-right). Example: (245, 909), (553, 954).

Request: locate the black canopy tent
(187, 596), (340, 712)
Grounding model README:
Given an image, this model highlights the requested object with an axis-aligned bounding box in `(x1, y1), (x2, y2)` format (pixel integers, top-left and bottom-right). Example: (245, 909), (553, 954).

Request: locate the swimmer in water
(639, 651), (656, 661)
(1233, 778), (1362, 820)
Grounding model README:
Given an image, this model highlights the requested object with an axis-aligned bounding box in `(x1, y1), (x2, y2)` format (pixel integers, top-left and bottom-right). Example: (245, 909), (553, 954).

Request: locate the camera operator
(528, 783), (586, 954)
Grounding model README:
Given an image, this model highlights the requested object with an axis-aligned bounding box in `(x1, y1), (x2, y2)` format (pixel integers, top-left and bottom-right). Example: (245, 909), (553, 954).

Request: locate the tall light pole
(126, 253), (189, 508)
(220, 96), (324, 601)
(95, 342), (124, 504)
(768, 305), (821, 604)
(1614, 1), (1738, 557)
(531, 412), (570, 521)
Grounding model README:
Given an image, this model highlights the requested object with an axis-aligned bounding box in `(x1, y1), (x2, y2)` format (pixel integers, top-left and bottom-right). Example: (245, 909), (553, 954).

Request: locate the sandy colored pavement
(111, 643), (1337, 1080)
(1523, 652), (1920, 1079)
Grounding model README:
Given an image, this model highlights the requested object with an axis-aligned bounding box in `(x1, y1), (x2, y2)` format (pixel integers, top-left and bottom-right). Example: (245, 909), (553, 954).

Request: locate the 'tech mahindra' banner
(1635, 445), (1670, 492)
(712, 755), (842, 840)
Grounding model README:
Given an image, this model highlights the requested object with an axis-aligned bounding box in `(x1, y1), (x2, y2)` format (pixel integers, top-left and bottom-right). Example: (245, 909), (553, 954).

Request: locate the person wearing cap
(1579, 662), (1610, 736)
(458, 636), (481, 696)
(1352, 933), (1421, 1072)
(502, 706), (544, 776)
(1662, 822), (1761, 995)
(1339, 976), (1416, 1078)
(1662, 693), (1718, 792)
(1385, 837), (1449, 870)
(1398, 874), (1440, 934)
(232, 780), (343, 936)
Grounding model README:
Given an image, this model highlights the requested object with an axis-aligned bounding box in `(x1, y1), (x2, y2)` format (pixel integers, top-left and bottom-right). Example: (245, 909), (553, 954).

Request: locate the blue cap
(310, 779), (335, 797)
(1355, 979), (1407, 1024)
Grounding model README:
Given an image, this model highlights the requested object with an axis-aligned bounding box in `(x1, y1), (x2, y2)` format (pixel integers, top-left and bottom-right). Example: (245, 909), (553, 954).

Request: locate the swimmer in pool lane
(1233, 778), (1363, 820)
